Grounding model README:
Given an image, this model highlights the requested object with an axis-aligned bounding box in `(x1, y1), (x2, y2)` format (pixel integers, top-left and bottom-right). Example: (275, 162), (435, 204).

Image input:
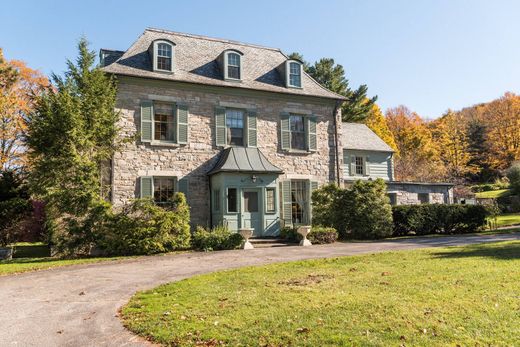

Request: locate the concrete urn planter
(0, 247), (13, 260)
(297, 226), (312, 246)
(239, 228), (254, 250)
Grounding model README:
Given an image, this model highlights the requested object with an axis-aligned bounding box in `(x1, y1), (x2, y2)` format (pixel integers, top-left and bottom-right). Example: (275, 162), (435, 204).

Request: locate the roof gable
(342, 123), (395, 152)
(103, 28), (344, 100)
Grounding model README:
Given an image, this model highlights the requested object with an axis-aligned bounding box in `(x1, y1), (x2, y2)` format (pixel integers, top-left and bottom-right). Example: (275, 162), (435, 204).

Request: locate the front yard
(122, 241), (520, 346)
(491, 213), (520, 227)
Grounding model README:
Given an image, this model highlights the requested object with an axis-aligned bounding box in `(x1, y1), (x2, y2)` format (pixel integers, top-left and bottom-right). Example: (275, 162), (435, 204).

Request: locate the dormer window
(151, 40), (175, 73)
(287, 60), (302, 88)
(222, 50), (243, 81)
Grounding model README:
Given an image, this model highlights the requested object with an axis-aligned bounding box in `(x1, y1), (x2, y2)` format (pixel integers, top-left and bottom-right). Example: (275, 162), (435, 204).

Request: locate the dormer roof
(102, 28), (345, 101)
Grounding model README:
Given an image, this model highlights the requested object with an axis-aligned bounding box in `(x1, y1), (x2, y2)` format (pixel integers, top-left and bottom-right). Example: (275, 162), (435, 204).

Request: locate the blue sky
(1, 0), (519, 118)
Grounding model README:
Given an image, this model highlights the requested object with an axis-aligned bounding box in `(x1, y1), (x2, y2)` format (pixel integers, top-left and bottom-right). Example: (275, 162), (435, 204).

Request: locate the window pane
(418, 193), (429, 204)
(228, 66), (240, 79)
(289, 62), (301, 87)
(158, 43), (172, 57)
(244, 191), (259, 212)
(291, 180), (308, 224)
(154, 103), (174, 142)
(355, 156), (364, 175)
(153, 177), (176, 204)
(227, 188), (237, 212)
(157, 57), (171, 71)
(266, 188), (275, 212)
(290, 115), (305, 150)
(225, 109), (244, 146)
(228, 53), (240, 66)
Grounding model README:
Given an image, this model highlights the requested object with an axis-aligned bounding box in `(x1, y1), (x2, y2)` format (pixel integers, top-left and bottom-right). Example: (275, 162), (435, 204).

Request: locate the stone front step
(249, 238), (298, 248)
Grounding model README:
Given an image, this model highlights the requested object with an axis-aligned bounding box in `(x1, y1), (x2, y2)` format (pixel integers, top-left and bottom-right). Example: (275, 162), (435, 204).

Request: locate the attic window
(223, 50), (243, 81)
(287, 61), (302, 88)
(152, 40), (174, 73)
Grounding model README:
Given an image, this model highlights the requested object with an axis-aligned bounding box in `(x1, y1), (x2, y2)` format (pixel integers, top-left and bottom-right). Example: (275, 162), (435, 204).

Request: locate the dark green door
(242, 188), (263, 237)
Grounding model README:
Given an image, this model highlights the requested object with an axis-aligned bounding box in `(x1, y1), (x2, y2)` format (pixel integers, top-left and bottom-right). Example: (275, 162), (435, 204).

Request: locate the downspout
(332, 100), (342, 186)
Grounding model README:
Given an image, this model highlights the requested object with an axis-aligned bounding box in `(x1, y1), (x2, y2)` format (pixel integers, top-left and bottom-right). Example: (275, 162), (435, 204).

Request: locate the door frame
(241, 188), (263, 237)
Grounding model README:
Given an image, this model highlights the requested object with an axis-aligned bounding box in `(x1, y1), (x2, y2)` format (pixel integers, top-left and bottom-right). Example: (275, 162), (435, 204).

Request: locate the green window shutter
(246, 110), (257, 147)
(307, 116), (317, 152)
(280, 112), (291, 150)
(308, 181), (319, 224)
(350, 155), (356, 176)
(140, 176), (154, 199)
(140, 100), (153, 142)
(281, 180), (292, 227)
(177, 104), (189, 144)
(364, 156), (370, 176)
(215, 106), (226, 147)
(178, 177), (189, 199)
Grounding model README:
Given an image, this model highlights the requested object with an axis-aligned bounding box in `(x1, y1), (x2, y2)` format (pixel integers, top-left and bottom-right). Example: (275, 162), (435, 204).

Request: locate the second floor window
(227, 53), (241, 79)
(226, 109), (244, 146)
(355, 156), (364, 175)
(154, 103), (175, 142)
(156, 43), (172, 71)
(290, 115), (306, 150)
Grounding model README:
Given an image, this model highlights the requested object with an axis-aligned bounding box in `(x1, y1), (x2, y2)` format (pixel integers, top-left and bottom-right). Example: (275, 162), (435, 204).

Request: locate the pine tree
(26, 38), (119, 253)
(288, 54), (377, 122)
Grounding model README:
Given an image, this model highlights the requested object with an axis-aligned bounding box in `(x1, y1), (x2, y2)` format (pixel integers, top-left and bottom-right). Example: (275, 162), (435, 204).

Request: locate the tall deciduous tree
(431, 110), (477, 182)
(386, 106), (444, 182)
(26, 38), (119, 252)
(363, 103), (398, 152)
(0, 48), (48, 171)
(288, 53), (377, 122)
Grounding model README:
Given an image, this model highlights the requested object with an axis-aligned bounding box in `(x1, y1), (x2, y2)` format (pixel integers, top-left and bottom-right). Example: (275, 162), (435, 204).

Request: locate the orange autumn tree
(385, 105), (444, 182)
(0, 48), (48, 171)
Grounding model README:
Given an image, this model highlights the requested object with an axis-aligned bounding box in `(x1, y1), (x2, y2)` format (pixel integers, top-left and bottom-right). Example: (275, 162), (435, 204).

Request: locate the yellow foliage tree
(364, 103), (398, 153)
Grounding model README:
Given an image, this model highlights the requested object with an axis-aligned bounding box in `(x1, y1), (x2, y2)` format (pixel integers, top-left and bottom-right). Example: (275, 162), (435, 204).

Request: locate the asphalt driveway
(1, 232), (519, 347)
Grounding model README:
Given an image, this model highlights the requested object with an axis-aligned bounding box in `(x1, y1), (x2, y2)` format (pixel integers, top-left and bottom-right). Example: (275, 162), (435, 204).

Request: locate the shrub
(191, 225), (243, 251)
(308, 226), (338, 244)
(392, 204), (489, 236)
(281, 226), (338, 244)
(507, 163), (520, 195)
(0, 198), (32, 247)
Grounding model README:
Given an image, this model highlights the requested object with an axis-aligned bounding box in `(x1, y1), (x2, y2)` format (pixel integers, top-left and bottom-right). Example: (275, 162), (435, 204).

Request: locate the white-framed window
(355, 156), (364, 175)
(153, 177), (176, 204)
(290, 115), (306, 150)
(225, 109), (245, 146)
(152, 40), (174, 72)
(153, 102), (175, 142)
(286, 60), (302, 88)
(224, 50), (243, 81)
(266, 187), (276, 213)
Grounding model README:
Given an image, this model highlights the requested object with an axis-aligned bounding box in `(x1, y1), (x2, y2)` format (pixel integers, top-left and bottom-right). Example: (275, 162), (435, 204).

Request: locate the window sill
(287, 85), (303, 89)
(150, 141), (179, 147)
(283, 149), (313, 154)
(224, 77), (242, 83)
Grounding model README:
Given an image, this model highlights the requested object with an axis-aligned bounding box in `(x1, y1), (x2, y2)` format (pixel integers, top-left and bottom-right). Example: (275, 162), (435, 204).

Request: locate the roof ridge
(146, 27), (283, 53)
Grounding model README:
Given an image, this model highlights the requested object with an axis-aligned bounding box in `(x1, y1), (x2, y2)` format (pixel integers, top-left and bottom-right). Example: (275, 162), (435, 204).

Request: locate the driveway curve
(1, 232), (519, 347)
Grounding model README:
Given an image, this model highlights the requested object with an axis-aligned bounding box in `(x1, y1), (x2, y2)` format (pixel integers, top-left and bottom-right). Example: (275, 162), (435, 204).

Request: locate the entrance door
(242, 189), (263, 237)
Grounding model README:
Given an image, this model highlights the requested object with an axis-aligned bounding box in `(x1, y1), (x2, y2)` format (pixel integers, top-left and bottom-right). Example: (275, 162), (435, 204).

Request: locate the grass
(475, 189), (511, 199)
(489, 213), (520, 227)
(0, 242), (129, 276)
(122, 241), (520, 346)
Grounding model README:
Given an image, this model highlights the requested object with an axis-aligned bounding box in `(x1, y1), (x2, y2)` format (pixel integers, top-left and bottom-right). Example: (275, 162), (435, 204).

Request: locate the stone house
(342, 123), (453, 204)
(101, 28), (345, 236)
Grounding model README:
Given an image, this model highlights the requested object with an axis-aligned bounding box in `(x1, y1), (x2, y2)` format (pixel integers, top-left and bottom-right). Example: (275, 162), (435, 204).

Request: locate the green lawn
(475, 189), (511, 199)
(0, 242), (130, 276)
(122, 241), (520, 346)
(489, 213), (520, 227)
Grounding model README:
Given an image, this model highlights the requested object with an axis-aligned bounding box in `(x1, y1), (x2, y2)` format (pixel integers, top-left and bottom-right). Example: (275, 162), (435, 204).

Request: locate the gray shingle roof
(208, 147), (284, 175)
(102, 28), (345, 100)
(342, 122), (395, 152)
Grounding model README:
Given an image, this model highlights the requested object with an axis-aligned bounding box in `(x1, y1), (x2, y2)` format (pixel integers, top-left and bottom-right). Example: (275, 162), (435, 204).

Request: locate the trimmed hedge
(192, 225), (243, 251)
(280, 226), (338, 244)
(392, 204), (489, 236)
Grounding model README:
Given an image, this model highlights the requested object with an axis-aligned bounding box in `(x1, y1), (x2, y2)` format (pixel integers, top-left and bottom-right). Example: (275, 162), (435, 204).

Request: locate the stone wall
(387, 182), (453, 205)
(112, 77), (342, 227)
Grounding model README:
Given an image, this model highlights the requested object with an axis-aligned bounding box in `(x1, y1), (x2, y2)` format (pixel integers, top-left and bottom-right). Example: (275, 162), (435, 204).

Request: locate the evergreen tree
(288, 54), (377, 122)
(26, 38), (119, 253)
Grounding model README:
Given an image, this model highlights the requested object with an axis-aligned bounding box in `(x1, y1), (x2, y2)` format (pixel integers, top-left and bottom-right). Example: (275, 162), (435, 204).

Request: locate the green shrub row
(191, 225), (243, 251)
(392, 204), (489, 236)
(281, 226), (338, 244)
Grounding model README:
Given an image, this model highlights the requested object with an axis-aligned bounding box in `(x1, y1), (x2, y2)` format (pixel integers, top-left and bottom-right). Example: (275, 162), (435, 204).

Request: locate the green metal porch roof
(208, 147), (284, 175)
